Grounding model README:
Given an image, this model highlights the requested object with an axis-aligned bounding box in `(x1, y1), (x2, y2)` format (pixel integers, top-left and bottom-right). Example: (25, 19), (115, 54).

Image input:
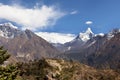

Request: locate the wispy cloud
(0, 4), (65, 31)
(70, 10), (78, 15)
(35, 32), (76, 44)
(85, 21), (93, 25)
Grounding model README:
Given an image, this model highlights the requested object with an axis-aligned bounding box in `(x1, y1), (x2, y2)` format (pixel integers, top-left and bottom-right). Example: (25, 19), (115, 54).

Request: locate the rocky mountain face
(58, 28), (120, 70)
(54, 28), (96, 52)
(86, 30), (120, 69)
(0, 23), (60, 62)
(64, 28), (95, 51)
(0, 22), (22, 38)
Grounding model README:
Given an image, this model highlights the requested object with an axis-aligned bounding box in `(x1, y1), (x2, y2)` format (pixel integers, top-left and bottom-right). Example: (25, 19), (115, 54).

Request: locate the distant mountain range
(57, 28), (120, 70)
(0, 22), (60, 62)
(0, 22), (120, 70)
(53, 27), (105, 52)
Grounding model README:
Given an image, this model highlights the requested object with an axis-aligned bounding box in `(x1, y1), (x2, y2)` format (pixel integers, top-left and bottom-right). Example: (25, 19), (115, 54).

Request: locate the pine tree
(0, 46), (18, 80)
(0, 46), (10, 65)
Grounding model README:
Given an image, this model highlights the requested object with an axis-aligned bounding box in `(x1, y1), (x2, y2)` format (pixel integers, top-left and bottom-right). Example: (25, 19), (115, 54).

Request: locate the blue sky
(0, 0), (120, 43)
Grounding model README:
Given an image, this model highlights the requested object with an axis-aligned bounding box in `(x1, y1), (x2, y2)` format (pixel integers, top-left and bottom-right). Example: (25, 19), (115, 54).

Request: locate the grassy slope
(15, 58), (120, 80)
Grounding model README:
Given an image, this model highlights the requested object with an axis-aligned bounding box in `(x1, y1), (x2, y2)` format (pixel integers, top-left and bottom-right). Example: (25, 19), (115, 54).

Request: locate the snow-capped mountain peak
(86, 27), (94, 34)
(77, 27), (94, 42)
(107, 28), (120, 40)
(0, 22), (22, 38)
(0, 22), (18, 29)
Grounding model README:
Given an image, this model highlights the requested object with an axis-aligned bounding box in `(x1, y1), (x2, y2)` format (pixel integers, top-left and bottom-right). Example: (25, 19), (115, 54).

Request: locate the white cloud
(70, 10), (78, 15)
(85, 21), (93, 25)
(0, 4), (65, 31)
(35, 32), (76, 44)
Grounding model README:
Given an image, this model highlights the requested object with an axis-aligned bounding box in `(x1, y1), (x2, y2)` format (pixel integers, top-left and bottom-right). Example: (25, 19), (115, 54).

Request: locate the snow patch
(107, 33), (114, 40)
(0, 29), (14, 38)
(67, 46), (71, 50)
(95, 33), (104, 37)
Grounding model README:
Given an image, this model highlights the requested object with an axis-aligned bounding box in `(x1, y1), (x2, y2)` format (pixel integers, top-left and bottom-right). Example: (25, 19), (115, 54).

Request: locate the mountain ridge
(0, 22), (60, 62)
(59, 28), (120, 70)
(0, 22), (120, 70)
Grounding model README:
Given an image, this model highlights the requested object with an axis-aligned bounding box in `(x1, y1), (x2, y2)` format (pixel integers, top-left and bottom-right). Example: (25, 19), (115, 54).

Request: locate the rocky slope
(0, 23), (60, 62)
(86, 30), (120, 69)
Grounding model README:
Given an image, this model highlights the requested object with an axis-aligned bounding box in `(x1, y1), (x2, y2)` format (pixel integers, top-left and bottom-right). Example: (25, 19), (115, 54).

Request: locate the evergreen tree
(0, 46), (10, 65)
(0, 46), (18, 80)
